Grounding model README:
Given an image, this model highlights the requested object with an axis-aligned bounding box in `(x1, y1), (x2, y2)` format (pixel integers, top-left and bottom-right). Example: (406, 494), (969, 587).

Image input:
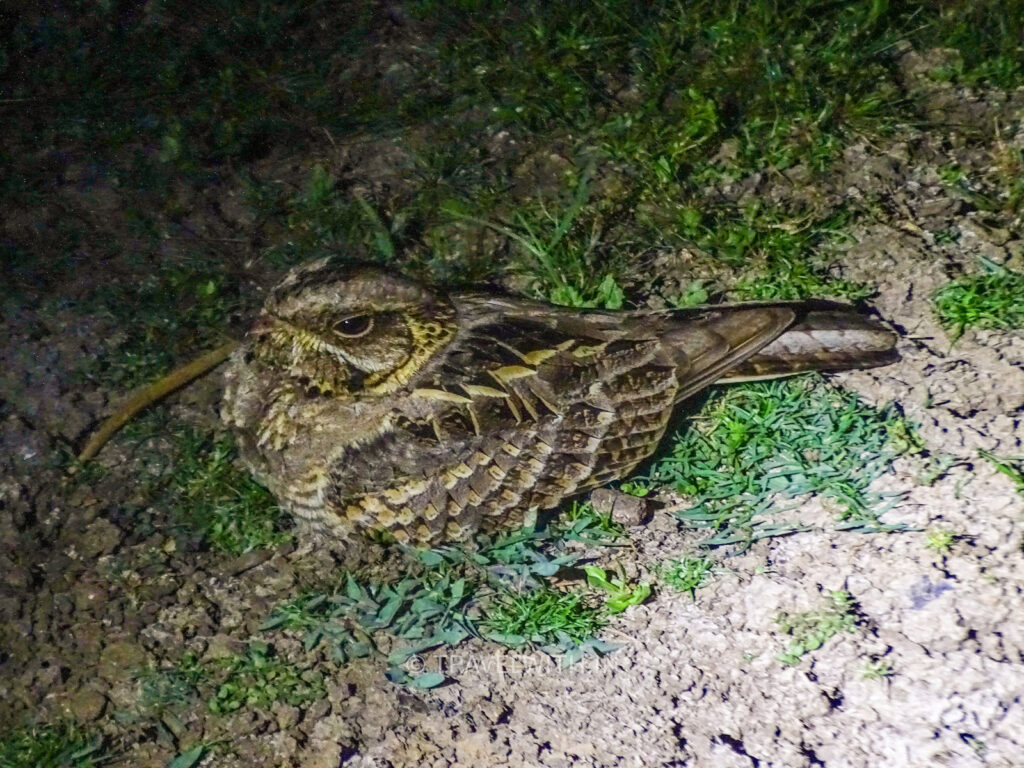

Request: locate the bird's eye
(332, 314), (374, 338)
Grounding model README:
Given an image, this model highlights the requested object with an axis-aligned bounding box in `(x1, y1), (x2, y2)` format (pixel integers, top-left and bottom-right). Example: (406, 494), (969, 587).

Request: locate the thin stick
(77, 340), (240, 462)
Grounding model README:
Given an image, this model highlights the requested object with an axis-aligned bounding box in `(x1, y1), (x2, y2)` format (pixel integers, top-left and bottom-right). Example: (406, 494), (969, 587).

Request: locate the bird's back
(313, 295), (895, 545)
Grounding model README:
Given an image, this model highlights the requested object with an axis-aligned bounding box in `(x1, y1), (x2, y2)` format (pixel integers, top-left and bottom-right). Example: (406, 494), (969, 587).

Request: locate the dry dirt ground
(2, 67), (1024, 768)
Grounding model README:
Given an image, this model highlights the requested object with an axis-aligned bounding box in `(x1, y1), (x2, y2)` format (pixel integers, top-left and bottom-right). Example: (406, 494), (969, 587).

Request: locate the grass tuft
(652, 374), (919, 547)
(206, 642), (325, 715)
(657, 556), (716, 598)
(934, 263), (1024, 340)
(924, 528), (957, 555)
(776, 590), (858, 665)
(480, 587), (607, 646)
(0, 723), (108, 768)
(168, 430), (292, 556)
(116, 416), (292, 557)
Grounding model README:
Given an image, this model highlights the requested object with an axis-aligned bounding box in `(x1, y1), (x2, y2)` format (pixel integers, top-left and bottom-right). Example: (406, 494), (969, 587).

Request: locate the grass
(776, 590), (859, 666)
(7, 1), (1024, 340)
(260, 515), (635, 686)
(933, 262), (1024, 340)
(138, 657), (204, 716)
(557, 499), (627, 543)
(0, 723), (108, 768)
(4, 0), (1024, 760)
(657, 556), (717, 598)
(980, 450), (1024, 499)
(480, 588), (607, 645)
(139, 643), (324, 720)
(443, 168), (629, 307)
(165, 429), (292, 556)
(68, 257), (248, 389)
(651, 374), (921, 547)
(112, 415), (291, 556)
(205, 642), (325, 715)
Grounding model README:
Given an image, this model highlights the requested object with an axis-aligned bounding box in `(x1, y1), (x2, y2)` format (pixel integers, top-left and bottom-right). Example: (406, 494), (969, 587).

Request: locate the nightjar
(222, 258), (898, 546)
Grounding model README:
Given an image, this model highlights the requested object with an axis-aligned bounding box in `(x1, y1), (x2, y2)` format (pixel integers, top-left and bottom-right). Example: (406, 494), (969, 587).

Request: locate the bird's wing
(323, 294), (896, 544)
(392, 297), (799, 519)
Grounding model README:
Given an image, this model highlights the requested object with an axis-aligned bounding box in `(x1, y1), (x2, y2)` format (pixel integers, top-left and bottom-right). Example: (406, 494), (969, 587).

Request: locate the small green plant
(582, 566), (652, 613)
(862, 659), (894, 680)
(206, 642), (325, 715)
(138, 644), (322, 719)
(85, 266), (242, 388)
(261, 514), (629, 685)
(652, 374), (916, 546)
(914, 452), (960, 486)
(0, 723), (107, 768)
(557, 500), (626, 542)
(443, 170), (625, 309)
(480, 587), (606, 646)
(137, 654), (206, 716)
(980, 449), (1024, 498)
(619, 480), (651, 498)
(924, 528), (956, 555)
(669, 281), (710, 308)
(775, 590), (858, 665)
(933, 261), (1024, 340)
(657, 556), (716, 598)
(937, 165), (968, 185)
(168, 429), (292, 555)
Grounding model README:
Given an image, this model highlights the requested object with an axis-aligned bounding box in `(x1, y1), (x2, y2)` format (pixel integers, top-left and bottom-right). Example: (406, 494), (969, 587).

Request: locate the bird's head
(246, 258), (457, 396)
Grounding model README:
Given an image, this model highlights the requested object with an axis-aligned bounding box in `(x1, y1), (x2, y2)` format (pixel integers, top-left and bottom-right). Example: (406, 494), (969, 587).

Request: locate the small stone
(67, 688), (107, 722)
(589, 488), (652, 527)
(305, 698), (332, 721)
(98, 639), (148, 681)
(79, 518), (123, 558)
(71, 622), (104, 656)
(273, 701), (301, 731)
(72, 581), (109, 613)
(203, 633), (240, 661)
(225, 549), (273, 576)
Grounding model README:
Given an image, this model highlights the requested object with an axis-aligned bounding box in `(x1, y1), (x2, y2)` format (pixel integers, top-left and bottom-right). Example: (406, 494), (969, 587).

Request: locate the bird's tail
(715, 304), (899, 383)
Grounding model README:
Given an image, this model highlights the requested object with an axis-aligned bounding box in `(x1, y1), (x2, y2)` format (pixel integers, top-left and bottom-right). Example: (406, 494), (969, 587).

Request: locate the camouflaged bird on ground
(222, 258), (898, 545)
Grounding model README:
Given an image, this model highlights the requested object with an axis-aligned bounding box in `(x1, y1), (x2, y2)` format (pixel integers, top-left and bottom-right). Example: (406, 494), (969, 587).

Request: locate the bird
(221, 257), (898, 547)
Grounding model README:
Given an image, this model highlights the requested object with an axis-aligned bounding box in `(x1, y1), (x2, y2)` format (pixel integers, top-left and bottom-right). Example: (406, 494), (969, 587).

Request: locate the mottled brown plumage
(222, 258), (898, 545)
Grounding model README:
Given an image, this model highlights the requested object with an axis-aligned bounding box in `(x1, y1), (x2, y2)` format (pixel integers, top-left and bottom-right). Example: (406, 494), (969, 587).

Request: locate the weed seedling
(933, 262), (1024, 341)
(776, 590), (859, 665)
(0, 723), (107, 768)
(862, 659), (894, 680)
(657, 556), (716, 598)
(924, 528), (956, 555)
(206, 641), (325, 715)
(619, 480), (652, 498)
(583, 566), (652, 614)
(980, 450), (1024, 499)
